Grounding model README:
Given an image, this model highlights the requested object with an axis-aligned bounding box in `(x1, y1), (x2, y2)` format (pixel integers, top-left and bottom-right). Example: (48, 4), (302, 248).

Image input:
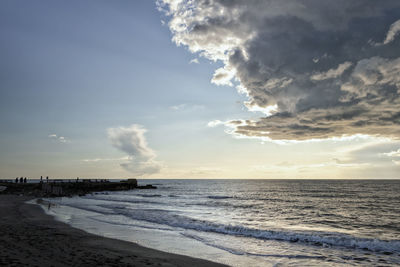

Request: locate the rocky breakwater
(0, 179), (156, 197)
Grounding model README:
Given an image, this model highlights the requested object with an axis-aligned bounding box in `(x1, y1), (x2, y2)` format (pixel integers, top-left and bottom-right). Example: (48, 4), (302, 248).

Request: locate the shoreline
(0, 194), (227, 267)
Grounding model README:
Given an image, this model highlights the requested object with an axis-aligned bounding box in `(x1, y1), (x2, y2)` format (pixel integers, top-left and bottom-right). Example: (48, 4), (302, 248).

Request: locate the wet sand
(0, 195), (227, 267)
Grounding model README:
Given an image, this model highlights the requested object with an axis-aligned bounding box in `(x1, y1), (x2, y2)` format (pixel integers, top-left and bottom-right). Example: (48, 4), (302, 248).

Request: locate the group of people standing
(15, 177), (27, 183)
(40, 176), (49, 183)
(15, 176), (50, 183)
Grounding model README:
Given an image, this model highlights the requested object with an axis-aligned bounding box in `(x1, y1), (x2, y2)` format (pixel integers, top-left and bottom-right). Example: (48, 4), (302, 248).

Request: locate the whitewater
(42, 179), (400, 266)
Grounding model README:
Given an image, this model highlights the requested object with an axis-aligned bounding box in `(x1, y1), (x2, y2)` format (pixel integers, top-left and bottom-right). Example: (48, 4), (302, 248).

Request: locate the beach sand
(0, 195), (226, 267)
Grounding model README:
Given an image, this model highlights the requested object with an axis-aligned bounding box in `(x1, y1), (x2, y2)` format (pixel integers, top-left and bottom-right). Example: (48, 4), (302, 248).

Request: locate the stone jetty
(0, 179), (156, 197)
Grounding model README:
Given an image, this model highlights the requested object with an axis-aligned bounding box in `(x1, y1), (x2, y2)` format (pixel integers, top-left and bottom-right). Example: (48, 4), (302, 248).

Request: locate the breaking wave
(63, 201), (400, 253)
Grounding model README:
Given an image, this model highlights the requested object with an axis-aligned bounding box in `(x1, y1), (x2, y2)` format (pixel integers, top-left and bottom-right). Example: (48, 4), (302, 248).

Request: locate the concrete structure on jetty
(0, 179), (156, 197)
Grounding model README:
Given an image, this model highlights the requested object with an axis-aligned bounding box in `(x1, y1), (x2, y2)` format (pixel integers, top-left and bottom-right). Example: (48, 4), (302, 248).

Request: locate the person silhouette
(15, 178), (18, 183)
(19, 177), (23, 183)
(24, 177), (27, 183)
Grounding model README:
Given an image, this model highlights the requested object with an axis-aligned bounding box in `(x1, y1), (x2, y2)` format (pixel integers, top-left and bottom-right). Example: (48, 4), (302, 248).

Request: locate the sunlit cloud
(107, 124), (161, 176)
(209, 118), (390, 145)
(207, 120), (224, 128)
(211, 67), (235, 86)
(81, 156), (130, 163)
(159, 0), (400, 141)
(250, 160), (369, 172)
(381, 148), (400, 157)
(244, 103), (278, 116)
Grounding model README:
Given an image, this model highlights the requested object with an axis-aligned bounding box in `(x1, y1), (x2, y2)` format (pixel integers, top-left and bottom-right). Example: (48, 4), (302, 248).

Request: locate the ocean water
(42, 179), (400, 266)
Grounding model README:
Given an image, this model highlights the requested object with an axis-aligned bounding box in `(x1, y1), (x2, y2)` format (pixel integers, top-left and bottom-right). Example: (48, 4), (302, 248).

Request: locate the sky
(0, 0), (400, 179)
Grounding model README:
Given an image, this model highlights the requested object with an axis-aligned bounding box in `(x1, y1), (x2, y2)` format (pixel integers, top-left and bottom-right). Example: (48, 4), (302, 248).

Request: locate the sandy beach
(0, 195), (226, 267)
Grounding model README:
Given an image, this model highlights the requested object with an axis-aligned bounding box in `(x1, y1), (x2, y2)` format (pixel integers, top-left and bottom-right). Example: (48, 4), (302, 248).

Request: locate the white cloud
(244, 103), (278, 116)
(189, 58), (199, 64)
(82, 156), (130, 163)
(170, 103), (205, 111)
(48, 134), (69, 143)
(207, 120), (224, 128)
(383, 19), (400, 45)
(170, 103), (187, 110)
(382, 148), (400, 157)
(107, 125), (161, 176)
(211, 67), (235, 86)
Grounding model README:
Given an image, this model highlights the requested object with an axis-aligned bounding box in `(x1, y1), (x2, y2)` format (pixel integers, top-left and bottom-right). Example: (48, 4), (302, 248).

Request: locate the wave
(84, 196), (162, 205)
(89, 216), (174, 232)
(207, 196), (232, 199)
(117, 209), (400, 253)
(64, 203), (400, 253)
(187, 201), (258, 210)
(49, 187), (400, 256)
(231, 196), (299, 203)
(181, 233), (327, 260)
(137, 194), (162, 198)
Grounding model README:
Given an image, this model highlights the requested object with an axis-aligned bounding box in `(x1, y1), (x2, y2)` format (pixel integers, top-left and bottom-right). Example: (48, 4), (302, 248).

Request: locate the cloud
(341, 140), (400, 176)
(381, 148), (400, 157)
(245, 103), (278, 116)
(211, 67), (235, 86)
(159, 0), (400, 140)
(253, 160), (367, 171)
(340, 57), (400, 100)
(310, 61), (352, 81)
(207, 120), (224, 127)
(189, 167), (222, 175)
(189, 58), (199, 64)
(81, 156), (130, 163)
(107, 125), (161, 176)
(170, 103), (187, 110)
(383, 19), (400, 45)
(170, 103), (205, 111)
(48, 134), (69, 143)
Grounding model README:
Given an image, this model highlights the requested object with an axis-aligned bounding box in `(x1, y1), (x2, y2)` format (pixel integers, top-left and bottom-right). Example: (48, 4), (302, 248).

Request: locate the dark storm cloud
(159, 0), (400, 140)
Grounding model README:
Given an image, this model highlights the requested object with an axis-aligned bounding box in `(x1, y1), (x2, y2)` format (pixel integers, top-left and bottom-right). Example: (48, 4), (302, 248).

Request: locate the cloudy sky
(1, 0), (400, 179)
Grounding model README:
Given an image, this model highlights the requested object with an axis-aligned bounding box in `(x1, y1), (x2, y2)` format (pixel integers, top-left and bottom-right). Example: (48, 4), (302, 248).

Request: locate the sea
(40, 179), (400, 266)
